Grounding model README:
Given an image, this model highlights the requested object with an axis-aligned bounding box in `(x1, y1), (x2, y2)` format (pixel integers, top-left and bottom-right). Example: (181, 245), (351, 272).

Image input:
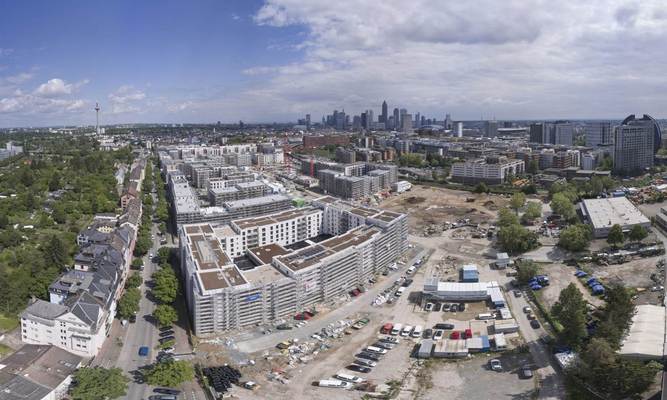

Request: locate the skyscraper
(614, 121), (654, 174)
(621, 114), (662, 153)
(399, 109), (407, 131)
(484, 120), (498, 138)
(529, 123), (551, 144)
(444, 114), (453, 130)
(415, 112), (420, 128)
(380, 100), (388, 125)
(366, 109), (374, 130)
(585, 121), (612, 147)
(393, 108), (400, 130)
(401, 114), (413, 133)
(553, 122), (573, 146)
(305, 114), (311, 129)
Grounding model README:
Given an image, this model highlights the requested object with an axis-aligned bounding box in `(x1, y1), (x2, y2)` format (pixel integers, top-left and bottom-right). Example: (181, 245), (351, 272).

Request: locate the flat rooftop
(581, 197), (650, 229)
(233, 207), (320, 230)
(198, 266), (247, 291)
(224, 194), (290, 209)
(248, 243), (291, 265)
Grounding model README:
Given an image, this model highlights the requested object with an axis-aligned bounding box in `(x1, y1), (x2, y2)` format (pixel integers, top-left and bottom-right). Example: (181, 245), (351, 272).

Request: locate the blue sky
(2, 1), (667, 127)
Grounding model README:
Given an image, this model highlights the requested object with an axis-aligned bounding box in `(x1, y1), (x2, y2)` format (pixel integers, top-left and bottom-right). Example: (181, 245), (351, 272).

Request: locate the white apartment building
(451, 157), (525, 185)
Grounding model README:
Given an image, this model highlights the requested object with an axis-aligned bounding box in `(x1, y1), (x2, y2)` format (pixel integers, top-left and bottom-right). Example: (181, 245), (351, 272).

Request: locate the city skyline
(2, 1), (667, 127)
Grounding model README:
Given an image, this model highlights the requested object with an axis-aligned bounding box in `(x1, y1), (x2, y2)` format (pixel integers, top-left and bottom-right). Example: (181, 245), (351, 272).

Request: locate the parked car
(442, 303), (451, 312)
(159, 330), (175, 337)
(354, 358), (377, 367)
(432, 330), (444, 340)
(519, 366), (534, 379)
(424, 303), (434, 311)
(527, 313), (536, 320)
(159, 325), (173, 332)
(489, 359), (503, 372)
(523, 306), (532, 314)
(423, 328), (433, 339)
(450, 304), (458, 312)
(433, 323), (455, 330)
(159, 336), (175, 344)
(433, 303), (442, 312)
(154, 388), (181, 395)
(530, 320), (541, 329)
(356, 352), (381, 362)
(513, 290), (522, 297)
(347, 364), (371, 373)
(458, 303), (466, 311)
(381, 336), (399, 344)
(138, 346), (149, 357)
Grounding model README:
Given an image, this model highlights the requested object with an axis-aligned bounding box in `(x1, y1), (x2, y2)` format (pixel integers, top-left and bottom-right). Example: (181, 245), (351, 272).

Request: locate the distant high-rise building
(484, 120), (498, 138)
(305, 114), (311, 129)
(585, 121), (612, 147)
(444, 114), (453, 130)
(352, 115), (362, 131)
(380, 101), (388, 125)
(455, 122), (463, 137)
(554, 122), (573, 146)
(614, 121), (654, 174)
(366, 110), (374, 130)
(415, 112), (420, 128)
(421, 116), (426, 127)
(393, 108), (400, 130)
(335, 111), (346, 130)
(621, 114), (662, 154)
(529, 123), (551, 144)
(401, 113), (413, 133)
(399, 109), (407, 131)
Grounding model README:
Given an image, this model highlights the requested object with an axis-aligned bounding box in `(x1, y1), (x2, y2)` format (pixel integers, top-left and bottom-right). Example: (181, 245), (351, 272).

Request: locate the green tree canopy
(521, 202), (542, 223)
(628, 225), (648, 242)
(497, 207), (519, 227)
(43, 234), (68, 269)
(153, 304), (178, 327)
(498, 224), (538, 254)
(144, 360), (194, 387)
(126, 274), (143, 289)
(550, 193), (577, 221)
(152, 268), (179, 304)
(117, 287), (140, 320)
(509, 192), (526, 214)
(516, 259), (540, 285)
(606, 224), (624, 248)
(558, 224), (592, 252)
(474, 182), (488, 193)
(70, 367), (129, 400)
(551, 283), (588, 349)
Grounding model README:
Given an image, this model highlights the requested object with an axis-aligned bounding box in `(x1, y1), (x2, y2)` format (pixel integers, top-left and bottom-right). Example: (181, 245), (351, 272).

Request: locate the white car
(489, 359), (503, 372)
(424, 303), (434, 312)
(523, 306), (533, 314)
(432, 330), (444, 340)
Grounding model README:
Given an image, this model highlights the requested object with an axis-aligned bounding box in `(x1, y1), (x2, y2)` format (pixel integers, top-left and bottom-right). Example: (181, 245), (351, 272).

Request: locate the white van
(318, 379), (353, 389)
(401, 325), (413, 337)
(406, 266), (416, 275)
(411, 325), (423, 338)
(477, 313), (495, 320)
(334, 373), (364, 384)
(366, 346), (388, 354)
(395, 287), (406, 297)
(391, 323), (403, 335)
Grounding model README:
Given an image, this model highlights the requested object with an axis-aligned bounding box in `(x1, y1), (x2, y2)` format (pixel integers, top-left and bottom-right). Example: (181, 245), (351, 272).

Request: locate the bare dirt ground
(381, 186), (509, 234)
(535, 263), (604, 309)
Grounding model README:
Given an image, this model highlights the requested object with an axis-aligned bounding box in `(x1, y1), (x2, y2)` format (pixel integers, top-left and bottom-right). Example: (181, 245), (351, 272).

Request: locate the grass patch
(0, 314), (18, 332)
(0, 343), (12, 357)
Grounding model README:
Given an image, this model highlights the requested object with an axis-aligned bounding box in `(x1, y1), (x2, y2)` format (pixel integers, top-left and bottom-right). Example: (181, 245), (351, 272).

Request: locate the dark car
(458, 303), (466, 311)
(129, 314), (137, 323)
(159, 330), (175, 337)
(519, 366), (534, 379)
(159, 336), (175, 344)
(423, 328), (433, 339)
(149, 396), (177, 400)
(356, 352), (381, 361)
(347, 364), (371, 373)
(401, 279), (413, 287)
(433, 303), (442, 312)
(154, 388), (181, 395)
(450, 304), (458, 312)
(159, 325), (173, 332)
(530, 320), (541, 329)
(434, 323), (455, 330)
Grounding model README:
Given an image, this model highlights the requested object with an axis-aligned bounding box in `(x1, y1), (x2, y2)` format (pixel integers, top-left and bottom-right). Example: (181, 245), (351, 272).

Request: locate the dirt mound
(483, 200), (497, 210)
(405, 196), (426, 204)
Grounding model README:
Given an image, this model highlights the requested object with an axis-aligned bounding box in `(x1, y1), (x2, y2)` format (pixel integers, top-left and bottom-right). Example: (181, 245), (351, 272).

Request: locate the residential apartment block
(451, 156), (525, 185)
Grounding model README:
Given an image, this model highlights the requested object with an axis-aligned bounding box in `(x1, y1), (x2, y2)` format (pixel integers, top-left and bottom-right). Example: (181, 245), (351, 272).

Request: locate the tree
(48, 171), (61, 191)
(474, 182), (488, 193)
(153, 304), (178, 327)
(152, 268), (179, 304)
(117, 287), (140, 319)
(598, 155), (613, 171)
(516, 259), (540, 285)
(498, 224), (538, 254)
(509, 192), (526, 214)
(144, 360), (194, 387)
(607, 224), (624, 248)
(551, 283), (588, 349)
(70, 367), (129, 400)
(558, 224), (592, 252)
(521, 202), (542, 224)
(126, 274), (143, 289)
(497, 207), (519, 227)
(628, 225), (648, 242)
(527, 159), (539, 175)
(43, 235), (68, 269)
(549, 182), (579, 203)
(550, 193), (577, 221)
(51, 203), (67, 224)
(157, 247), (172, 265)
(131, 258), (144, 269)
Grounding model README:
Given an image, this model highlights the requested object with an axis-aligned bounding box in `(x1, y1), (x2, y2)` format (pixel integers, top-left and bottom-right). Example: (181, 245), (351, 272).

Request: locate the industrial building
(579, 197), (651, 238)
(179, 197), (408, 335)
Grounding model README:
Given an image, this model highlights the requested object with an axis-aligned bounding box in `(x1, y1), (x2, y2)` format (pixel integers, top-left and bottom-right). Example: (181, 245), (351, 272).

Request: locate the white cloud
(6, 72), (33, 85)
(34, 78), (88, 97)
(239, 0), (667, 120)
(108, 85), (147, 114)
(0, 48), (13, 57)
(231, 13), (241, 21)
